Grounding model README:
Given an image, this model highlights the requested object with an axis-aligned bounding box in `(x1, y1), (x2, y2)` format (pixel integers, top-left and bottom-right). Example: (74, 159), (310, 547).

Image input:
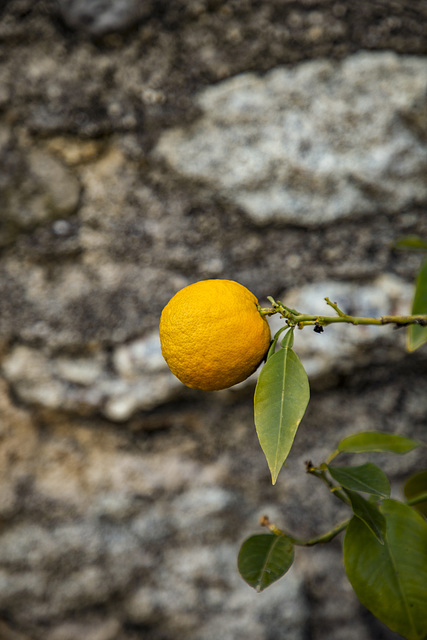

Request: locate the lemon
(159, 279), (271, 391)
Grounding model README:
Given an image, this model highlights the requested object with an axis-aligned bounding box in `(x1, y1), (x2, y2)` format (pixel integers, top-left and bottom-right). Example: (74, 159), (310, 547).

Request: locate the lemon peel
(159, 279), (271, 391)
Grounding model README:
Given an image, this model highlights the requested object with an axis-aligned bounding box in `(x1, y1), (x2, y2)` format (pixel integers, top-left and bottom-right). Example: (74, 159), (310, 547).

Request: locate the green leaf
(408, 257), (427, 352)
(328, 463), (390, 497)
(254, 346), (310, 484)
(344, 499), (427, 640)
(238, 534), (294, 592)
(280, 327), (294, 349)
(344, 490), (386, 544)
(394, 235), (427, 251)
(337, 431), (422, 455)
(404, 470), (427, 518)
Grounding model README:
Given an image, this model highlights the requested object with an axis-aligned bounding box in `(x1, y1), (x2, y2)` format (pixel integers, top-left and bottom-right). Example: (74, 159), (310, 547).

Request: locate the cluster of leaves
(238, 433), (427, 640)
(243, 237), (427, 639)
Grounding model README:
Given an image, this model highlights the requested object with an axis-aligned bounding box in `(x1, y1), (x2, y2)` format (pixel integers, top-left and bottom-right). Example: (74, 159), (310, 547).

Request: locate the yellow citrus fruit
(159, 279), (271, 391)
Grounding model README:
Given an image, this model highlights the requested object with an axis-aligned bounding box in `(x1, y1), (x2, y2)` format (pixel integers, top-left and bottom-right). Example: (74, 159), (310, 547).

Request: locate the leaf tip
(270, 466), (281, 485)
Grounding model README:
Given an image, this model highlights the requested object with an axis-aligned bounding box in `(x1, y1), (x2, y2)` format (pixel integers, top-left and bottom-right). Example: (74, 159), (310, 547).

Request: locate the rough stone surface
(156, 52), (427, 226)
(1, 332), (181, 420)
(0, 129), (81, 246)
(0, 2), (426, 640)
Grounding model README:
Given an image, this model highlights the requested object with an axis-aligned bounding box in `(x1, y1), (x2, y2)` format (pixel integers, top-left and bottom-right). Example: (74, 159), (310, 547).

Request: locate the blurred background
(0, 1), (426, 639)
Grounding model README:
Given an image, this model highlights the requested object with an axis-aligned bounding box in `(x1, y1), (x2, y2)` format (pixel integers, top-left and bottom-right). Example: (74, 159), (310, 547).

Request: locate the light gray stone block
(157, 52), (427, 226)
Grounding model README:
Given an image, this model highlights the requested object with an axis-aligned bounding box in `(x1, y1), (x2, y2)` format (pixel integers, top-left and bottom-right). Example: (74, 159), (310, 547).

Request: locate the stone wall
(0, 1), (426, 639)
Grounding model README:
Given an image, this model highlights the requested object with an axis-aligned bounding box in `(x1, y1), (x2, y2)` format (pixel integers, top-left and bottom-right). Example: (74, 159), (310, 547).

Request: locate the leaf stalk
(259, 514), (349, 547)
(405, 492), (427, 507)
(291, 519), (350, 547)
(306, 462), (351, 506)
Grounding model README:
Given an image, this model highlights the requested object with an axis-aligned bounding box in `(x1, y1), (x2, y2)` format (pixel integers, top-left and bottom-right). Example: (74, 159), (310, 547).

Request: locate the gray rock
(156, 52), (427, 226)
(0, 332), (181, 419)
(0, 131), (81, 246)
(58, 0), (152, 36)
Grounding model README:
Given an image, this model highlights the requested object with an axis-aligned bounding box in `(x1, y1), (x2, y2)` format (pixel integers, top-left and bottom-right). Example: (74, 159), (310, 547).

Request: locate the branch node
(325, 297), (346, 317)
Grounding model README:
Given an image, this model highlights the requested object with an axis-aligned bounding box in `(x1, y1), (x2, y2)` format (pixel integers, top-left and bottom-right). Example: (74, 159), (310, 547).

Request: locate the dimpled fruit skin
(159, 279), (271, 391)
